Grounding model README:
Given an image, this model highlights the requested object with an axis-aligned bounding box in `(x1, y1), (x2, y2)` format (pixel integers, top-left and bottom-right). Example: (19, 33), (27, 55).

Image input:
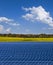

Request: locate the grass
(0, 37), (53, 42)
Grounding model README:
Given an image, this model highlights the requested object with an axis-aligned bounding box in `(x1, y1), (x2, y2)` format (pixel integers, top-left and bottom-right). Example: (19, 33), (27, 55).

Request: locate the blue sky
(0, 0), (53, 34)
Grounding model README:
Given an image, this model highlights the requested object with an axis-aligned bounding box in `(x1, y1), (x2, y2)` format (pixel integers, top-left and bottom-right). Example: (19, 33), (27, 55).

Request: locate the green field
(0, 37), (53, 42)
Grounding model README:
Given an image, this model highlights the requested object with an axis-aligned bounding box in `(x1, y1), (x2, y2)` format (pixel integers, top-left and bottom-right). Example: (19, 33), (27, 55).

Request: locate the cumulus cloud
(0, 17), (13, 22)
(25, 29), (30, 32)
(0, 17), (20, 33)
(43, 27), (53, 30)
(7, 22), (20, 26)
(6, 28), (11, 33)
(22, 6), (53, 27)
(47, 28), (53, 30)
(0, 17), (20, 26)
(0, 25), (4, 32)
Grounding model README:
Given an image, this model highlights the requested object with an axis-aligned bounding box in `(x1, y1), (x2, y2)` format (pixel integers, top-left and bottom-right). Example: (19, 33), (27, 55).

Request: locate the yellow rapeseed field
(0, 37), (53, 42)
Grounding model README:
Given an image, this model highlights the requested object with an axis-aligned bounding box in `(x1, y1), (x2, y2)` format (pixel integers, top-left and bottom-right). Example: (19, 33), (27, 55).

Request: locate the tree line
(0, 33), (53, 38)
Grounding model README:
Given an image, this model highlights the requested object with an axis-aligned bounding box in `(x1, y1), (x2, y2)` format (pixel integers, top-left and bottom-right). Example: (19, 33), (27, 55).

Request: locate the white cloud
(22, 6), (53, 27)
(0, 17), (20, 26)
(25, 29), (30, 33)
(0, 17), (20, 33)
(0, 25), (4, 32)
(43, 27), (53, 30)
(22, 7), (31, 12)
(7, 22), (20, 26)
(0, 17), (13, 22)
(48, 28), (53, 30)
(22, 13), (34, 21)
(6, 28), (11, 33)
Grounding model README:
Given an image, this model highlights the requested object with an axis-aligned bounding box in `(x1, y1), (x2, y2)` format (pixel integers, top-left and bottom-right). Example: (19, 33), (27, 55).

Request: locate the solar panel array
(0, 43), (53, 65)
